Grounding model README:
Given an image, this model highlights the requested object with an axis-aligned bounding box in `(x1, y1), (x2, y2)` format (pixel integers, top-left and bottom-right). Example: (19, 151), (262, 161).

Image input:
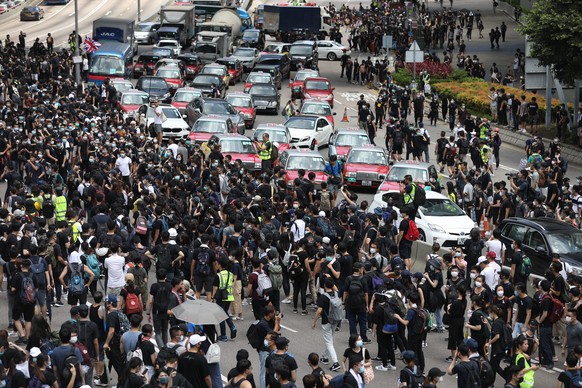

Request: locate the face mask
(514, 291), (519, 296)
(293, 204), (299, 209)
(370, 248), (377, 254)
(326, 256), (332, 262)
(356, 340), (364, 347)
(264, 339), (269, 348)
(32, 357), (37, 363)
(470, 273), (477, 279)
(179, 335), (184, 341)
(451, 271), (458, 278)
(159, 376), (169, 384)
(359, 366), (365, 374)
(410, 303), (418, 309)
(70, 336), (78, 344)
(120, 153), (125, 158)
(439, 377), (444, 382)
(497, 291), (504, 297)
(475, 281), (482, 288)
(566, 316), (573, 323)
(455, 252), (461, 257)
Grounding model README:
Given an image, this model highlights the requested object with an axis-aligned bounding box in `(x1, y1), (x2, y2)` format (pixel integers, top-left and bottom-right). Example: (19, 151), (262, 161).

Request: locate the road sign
(405, 40), (424, 63)
(382, 35), (393, 49)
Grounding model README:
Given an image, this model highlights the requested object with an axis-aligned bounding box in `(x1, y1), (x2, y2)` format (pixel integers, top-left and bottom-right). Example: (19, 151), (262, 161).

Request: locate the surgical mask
(120, 153), (125, 158)
(358, 366), (365, 374)
(470, 273), (477, 279)
(326, 256), (332, 262)
(293, 204), (299, 209)
(410, 303), (418, 309)
(566, 316), (573, 323)
(455, 252), (461, 257)
(474, 281), (482, 288)
(514, 291), (519, 296)
(159, 376), (169, 384)
(439, 377), (444, 382)
(356, 340), (364, 347)
(32, 357), (37, 364)
(497, 291), (504, 297)
(70, 336), (78, 344)
(370, 248), (377, 254)
(450, 271), (458, 278)
(264, 339), (269, 348)
(179, 335), (184, 341)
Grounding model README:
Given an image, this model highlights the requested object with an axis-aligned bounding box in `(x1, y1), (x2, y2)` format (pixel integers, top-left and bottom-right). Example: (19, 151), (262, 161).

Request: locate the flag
(83, 36), (101, 54)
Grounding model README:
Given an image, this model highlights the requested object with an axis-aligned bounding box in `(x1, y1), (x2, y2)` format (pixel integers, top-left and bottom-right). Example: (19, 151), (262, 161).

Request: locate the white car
(315, 40), (351, 61)
(110, 79), (134, 94)
(370, 190), (477, 247)
(135, 104), (190, 140)
(230, 47), (259, 70)
(154, 40), (181, 56)
(284, 114), (333, 150)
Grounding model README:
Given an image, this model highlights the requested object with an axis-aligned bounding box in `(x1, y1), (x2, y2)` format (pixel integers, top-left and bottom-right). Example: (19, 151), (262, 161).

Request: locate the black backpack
(412, 183), (426, 207)
(156, 344), (180, 369)
(42, 195), (54, 218)
(156, 244), (172, 271)
(246, 320), (263, 349)
(196, 248), (211, 276)
(268, 353), (290, 382)
(404, 368), (425, 388)
(61, 346), (81, 385)
(153, 282), (171, 315)
(346, 277), (364, 309)
(287, 255), (304, 280)
(475, 356), (495, 388)
(411, 308), (428, 335)
(461, 361), (482, 388)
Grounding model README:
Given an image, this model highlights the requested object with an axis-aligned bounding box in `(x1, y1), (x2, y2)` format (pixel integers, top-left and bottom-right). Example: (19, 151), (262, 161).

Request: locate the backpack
(564, 370), (582, 388)
(287, 255), (304, 279)
(74, 341), (91, 365)
(500, 322), (513, 353)
(68, 262), (85, 297)
(386, 290), (406, 316)
(269, 353), (290, 380)
(42, 195), (54, 219)
(159, 215), (170, 234)
(115, 310), (131, 335)
(405, 219), (420, 241)
(126, 339), (144, 363)
(61, 346), (81, 385)
(370, 272), (385, 292)
(253, 270), (273, 297)
(84, 253), (101, 280)
(520, 253), (532, 277)
(318, 217), (337, 240)
(475, 356), (495, 388)
(30, 256), (46, 286)
(381, 304), (398, 334)
(404, 368), (425, 388)
(322, 291), (344, 324)
(320, 191), (331, 212)
(196, 248), (211, 276)
(460, 361), (482, 388)
(346, 277), (364, 309)
(246, 320), (263, 349)
(342, 229), (356, 247)
(124, 287), (143, 315)
(268, 262), (283, 291)
(543, 294), (565, 324)
(156, 344), (180, 369)
(155, 244), (172, 272)
(411, 308), (428, 335)
(153, 282), (172, 315)
(20, 272), (36, 305)
(135, 216), (148, 235)
(329, 374), (344, 388)
(39, 336), (57, 357)
(270, 143), (279, 162)
(412, 184), (426, 207)
(29, 375), (42, 388)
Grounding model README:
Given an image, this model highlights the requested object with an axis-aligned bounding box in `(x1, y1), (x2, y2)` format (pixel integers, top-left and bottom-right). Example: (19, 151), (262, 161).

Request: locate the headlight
(347, 172), (356, 178)
(254, 162), (262, 168)
(427, 223), (446, 233)
(243, 113), (252, 119)
(268, 101), (276, 107)
(300, 136), (310, 142)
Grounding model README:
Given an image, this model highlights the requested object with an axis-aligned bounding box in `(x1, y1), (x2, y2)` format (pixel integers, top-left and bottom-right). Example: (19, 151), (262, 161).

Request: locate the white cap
(322, 237), (331, 245)
(319, 211), (326, 217)
(30, 347), (41, 357)
(476, 256), (487, 265)
(189, 334), (207, 346)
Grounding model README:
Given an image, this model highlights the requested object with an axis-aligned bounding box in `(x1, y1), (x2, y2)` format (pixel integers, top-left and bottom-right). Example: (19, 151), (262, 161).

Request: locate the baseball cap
(253, 195), (262, 202)
(486, 251), (496, 260)
(464, 338), (479, 351)
(29, 347), (41, 358)
(125, 273), (135, 283)
(105, 294), (118, 305)
(322, 237), (331, 245)
(477, 255), (487, 265)
(13, 209), (24, 218)
(275, 337), (290, 347)
(428, 367), (446, 378)
(189, 334), (206, 346)
(70, 306), (80, 316)
(319, 211), (326, 217)
(402, 350), (415, 361)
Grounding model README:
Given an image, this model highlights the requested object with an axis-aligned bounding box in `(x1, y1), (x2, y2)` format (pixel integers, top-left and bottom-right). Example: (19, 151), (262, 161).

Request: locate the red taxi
(300, 100), (335, 127)
(302, 77), (335, 108)
(225, 93), (256, 129)
(252, 123), (292, 165)
(216, 57), (244, 85)
(328, 127), (371, 161)
(289, 69), (319, 99)
(119, 90), (149, 116)
(155, 66), (184, 92)
(343, 145), (390, 189)
(244, 72), (274, 93)
(177, 54), (203, 80)
(378, 160), (437, 192)
(205, 134), (263, 173)
(171, 87), (202, 114)
(278, 149), (327, 189)
(189, 115), (237, 144)
(133, 52), (160, 79)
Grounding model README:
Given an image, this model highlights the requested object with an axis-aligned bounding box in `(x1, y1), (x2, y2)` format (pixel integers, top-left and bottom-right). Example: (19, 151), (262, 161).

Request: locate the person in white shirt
(104, 242), (127, 297)
(290, 207), (306, 242)
(478, 253), (500, 290)
(167, 138), (179, 158)
(485, 229), (505, 265)
(153, 100), (164, 144)
(115, 151), (132, 184)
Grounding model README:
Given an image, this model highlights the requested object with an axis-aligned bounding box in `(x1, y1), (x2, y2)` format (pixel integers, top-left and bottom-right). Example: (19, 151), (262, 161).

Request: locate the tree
(520, 0), (582, 85)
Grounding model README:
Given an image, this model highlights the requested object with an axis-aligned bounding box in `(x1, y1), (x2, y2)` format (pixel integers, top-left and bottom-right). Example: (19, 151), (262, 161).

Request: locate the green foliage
(392, 68), (413, 86)
(520, 0), (582, 85)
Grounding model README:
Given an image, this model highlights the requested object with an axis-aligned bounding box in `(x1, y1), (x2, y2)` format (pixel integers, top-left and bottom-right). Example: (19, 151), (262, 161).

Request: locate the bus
(87, 42), (133, 86)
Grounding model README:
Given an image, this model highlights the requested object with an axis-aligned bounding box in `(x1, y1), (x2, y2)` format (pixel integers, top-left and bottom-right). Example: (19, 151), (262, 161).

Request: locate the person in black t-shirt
(227, 349), (257, 388)
(538, 280), (555, 369)
(510, 240), (528, 286)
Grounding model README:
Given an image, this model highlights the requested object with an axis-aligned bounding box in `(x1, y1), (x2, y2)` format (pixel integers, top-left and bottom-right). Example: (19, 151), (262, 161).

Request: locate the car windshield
(247, 74), (271, 84)
(152, 48), (173, 57)
(289, 45), (313, 56)
(387, 166), (429, 183)
(121, 94), (148, 105)
(221, 139), (255, 154)
(335, 134), (370, 147)
(295, 71), (318, 81)
(157, 41), (177, 48)
(194, 44), (216, 54)
(178, 56), (199, 65)
(136, 24), (153, 32)
(194, 120), (227, 133)
(257, 58), (280, 66)
(287, 156), (325, 170)
(205, 101), (236, 115)
(192, 75), (220, 85)
(305, 80), (330, 90)
(173, 90), (200, 102)
(285, 117), (315, 129)
(419, 198), (465, 217)
(217, 61), (237, 70)
(156, 69), (180, 78)
(225, 96), (251, 107)
(264, 45), (281, 52)
(202, 67), (226, 76)
(301, 103), (331, 116)
(256, 130), (287, 143)
(250, 86), (276, 96)
(139, 78), (168, 89)
(547, 232), (582, 255)
(234, 48), (255, 57)
(147, 107), (180, 119)
(112, 82), (132, 93)
(89, 56), (125, 76)
(139, 55), (160, 63)
(347, 150), (387, 165)
(243, 30), (260, 39)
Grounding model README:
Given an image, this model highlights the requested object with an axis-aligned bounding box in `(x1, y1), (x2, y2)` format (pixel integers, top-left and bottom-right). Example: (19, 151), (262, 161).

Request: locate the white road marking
(69, 11), (75, 16)
(498, 164), (519, 173)
(280, 324), (297, 333)
(105, 10), (112, 15)
(333, 99), (342, 105)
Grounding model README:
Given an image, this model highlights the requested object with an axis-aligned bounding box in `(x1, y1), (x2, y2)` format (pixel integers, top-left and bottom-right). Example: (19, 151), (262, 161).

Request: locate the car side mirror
(182, 114), (187, 119)
(536, 246), (548, 255)
(332, 87), (335, 91)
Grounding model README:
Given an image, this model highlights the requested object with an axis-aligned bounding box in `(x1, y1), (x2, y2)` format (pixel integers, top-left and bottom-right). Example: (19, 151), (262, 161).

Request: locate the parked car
(279, 149), (327, 189)
(171, 87), (203, 114)
(135, 76), (172, 102)
(252, 123), (292, 158)
(343, 145), (390, 189)
(285, 115), (333, 150)
(133, 53), (161, 78)
(135, 22), (160, 44)
(189, 115), (237, 144)
(369, 190), (476, 247)
(134, 104), (190, 140)
(499, 218), (582, 277)
(248, 84), (280, 114)
(288, 42), (318, 70)
(263, 43), (291, 55)
(155, 66), (184, 91)
(20, 5), (44, 20)
(204, 134), (262, 173)
(255, 53), (290, 79)
(177, 54), (203, 80)
(154, 39), (181, 56)
(377, 160), (437, 192)
(225, 93), (256, 129)
(328, 127), (371, 161)
(0, 4), (8, 14)
(302, 77), (334, 107)
(300, 100), (335, 127)
(230, 47), (260, 71)
(315, 40), (350, 60)
(190, 74), (226, 98)
(185, 97), (245, 134)
(289, 69), (319, 99)
(216, 58), (244, 85)
(119, 90), (149, 116)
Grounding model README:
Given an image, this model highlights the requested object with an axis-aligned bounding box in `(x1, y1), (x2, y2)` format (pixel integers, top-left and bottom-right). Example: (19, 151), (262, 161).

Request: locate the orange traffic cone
(480, 214), (485, 239)
(483, 214), (489, 234)
(341, 107), (349, 122)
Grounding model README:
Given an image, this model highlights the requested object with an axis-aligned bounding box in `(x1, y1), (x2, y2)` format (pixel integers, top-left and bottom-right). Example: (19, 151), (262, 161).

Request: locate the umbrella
(171, 299), (228, 325)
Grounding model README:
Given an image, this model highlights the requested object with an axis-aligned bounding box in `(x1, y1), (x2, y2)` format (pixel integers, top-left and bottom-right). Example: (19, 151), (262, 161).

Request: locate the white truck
(197, 8), (242, 49)
(194, 31), (231, 63)
(159, 5), (196, 47)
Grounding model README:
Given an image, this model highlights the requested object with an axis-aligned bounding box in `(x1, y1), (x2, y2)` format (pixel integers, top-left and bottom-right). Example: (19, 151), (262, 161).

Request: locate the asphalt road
(0, 0), (579, 387)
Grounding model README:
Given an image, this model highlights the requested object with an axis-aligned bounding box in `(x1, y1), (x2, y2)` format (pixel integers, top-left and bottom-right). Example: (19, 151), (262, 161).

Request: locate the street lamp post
(73, 0), (81, 90)
(138, 0), (141, 21)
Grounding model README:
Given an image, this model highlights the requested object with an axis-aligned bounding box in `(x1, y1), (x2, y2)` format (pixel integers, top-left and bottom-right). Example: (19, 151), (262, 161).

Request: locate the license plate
(362, 180), (372, 186)
(457, 237), (466, 245)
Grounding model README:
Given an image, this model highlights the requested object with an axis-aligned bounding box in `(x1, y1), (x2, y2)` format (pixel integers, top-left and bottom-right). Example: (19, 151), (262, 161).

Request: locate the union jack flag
(83, 36), (101, 53)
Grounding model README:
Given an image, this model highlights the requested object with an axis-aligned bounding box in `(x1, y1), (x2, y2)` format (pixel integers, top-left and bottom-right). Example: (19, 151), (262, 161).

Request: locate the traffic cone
(479, 214), (485, 239)
(341, 107), (349, 122)
(483, 214), (489, 233)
